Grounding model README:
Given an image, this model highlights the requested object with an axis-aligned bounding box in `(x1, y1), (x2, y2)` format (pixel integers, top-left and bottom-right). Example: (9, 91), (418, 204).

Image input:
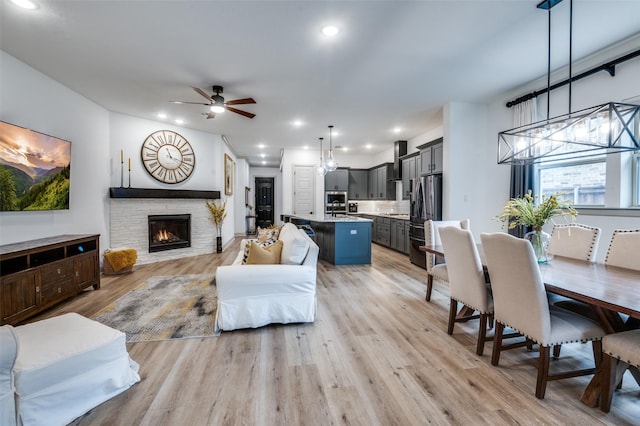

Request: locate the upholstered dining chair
(600, 329), (640, 413)
(605, 229), (640, 271)
(424, 219), (470, 301)
(480, 232), (606, 399)
(547, 224), (602, 346)
(547, 223), (601, 262)
(439, 226), (493, 355)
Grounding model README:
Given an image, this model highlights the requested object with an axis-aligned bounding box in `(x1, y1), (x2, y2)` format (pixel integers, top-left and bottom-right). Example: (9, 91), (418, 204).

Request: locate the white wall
(0, 51), (239, 251)
(0, 51), (111, 246)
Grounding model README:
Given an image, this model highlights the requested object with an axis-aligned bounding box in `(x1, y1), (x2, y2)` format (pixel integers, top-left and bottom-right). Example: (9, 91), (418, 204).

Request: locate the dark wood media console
(0, 234), (100, 325)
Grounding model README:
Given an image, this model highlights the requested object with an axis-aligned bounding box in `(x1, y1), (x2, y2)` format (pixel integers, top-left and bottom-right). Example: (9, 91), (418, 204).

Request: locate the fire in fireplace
(148, 214), (191, 252)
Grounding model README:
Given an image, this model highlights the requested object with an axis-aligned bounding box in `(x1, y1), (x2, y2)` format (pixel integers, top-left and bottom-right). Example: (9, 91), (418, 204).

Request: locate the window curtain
(509, 98), (537, 237)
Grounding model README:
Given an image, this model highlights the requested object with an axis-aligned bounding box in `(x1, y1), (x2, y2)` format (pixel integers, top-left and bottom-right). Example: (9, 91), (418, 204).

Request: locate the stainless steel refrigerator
(409, 174), (442, 269)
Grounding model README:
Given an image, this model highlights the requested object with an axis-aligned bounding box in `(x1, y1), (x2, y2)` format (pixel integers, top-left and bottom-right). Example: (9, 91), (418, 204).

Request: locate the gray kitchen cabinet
(401, 154), (419, 200)
(325, 168), (349, 191)
(389, 219), (410, 253)
(348, 169), (368, 200)
(370, 163), (395, 200)
(368, 168), (378, 199)
(375, 216), (391, 246)
(419, 138), (444, 175)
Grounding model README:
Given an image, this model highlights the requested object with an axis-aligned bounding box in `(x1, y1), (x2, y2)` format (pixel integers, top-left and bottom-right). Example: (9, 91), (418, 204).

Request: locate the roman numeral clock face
(141, 130), (195, 184)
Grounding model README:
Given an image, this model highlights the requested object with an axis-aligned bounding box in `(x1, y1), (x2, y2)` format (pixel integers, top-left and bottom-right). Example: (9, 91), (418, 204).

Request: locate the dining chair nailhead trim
(496, 320), (602, 346)
(550, 224), (601, 262)
(605, 228), (640, 265)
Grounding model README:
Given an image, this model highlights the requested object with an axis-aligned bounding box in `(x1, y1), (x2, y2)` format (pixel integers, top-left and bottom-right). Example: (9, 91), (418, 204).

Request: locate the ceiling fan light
(210, 104), (225, 113)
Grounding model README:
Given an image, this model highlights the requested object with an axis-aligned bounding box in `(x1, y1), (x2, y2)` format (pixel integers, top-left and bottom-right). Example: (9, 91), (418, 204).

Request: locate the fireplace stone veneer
(110, 198), (215, 265)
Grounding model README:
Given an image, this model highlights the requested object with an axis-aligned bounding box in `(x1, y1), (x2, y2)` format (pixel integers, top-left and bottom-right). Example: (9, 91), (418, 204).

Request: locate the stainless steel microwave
(326, 191), (347, 213)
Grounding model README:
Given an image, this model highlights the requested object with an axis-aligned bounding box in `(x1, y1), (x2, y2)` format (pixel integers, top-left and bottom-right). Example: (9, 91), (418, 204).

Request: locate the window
(538, 157), (607, 206)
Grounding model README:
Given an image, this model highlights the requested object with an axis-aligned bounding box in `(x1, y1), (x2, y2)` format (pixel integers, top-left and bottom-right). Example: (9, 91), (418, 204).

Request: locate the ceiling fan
(170, 85), (256, 119)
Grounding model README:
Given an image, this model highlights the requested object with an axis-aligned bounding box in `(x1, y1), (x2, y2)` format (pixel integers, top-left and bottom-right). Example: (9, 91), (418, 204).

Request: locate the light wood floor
(31, 238), (639, 426)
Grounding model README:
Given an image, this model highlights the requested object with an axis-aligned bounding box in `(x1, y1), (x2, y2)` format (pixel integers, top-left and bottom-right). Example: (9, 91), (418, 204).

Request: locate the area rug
(93, 274), (218, 342)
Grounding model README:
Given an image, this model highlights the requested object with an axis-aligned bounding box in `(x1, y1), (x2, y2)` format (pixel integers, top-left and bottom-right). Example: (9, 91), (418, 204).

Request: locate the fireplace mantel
(109, 187), (220, 199)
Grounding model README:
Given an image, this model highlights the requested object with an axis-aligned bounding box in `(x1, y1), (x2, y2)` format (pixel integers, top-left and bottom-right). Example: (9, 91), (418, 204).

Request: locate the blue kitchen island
(281, 214), (372, 265)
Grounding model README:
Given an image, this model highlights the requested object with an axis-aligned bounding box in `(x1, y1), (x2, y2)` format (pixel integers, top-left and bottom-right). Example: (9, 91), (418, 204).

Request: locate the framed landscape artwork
(0, 121), (71, 211)
(224, 153), (234, 195)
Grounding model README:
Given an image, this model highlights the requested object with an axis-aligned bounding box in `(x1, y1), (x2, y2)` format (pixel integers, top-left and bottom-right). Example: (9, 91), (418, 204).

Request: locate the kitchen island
(281, 214), (372, 265)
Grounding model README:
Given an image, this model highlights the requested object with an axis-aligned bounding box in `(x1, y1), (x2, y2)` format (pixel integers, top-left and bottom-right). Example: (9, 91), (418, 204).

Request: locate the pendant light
(497, 0), (640, 165)
(316, 137), (327, 176)
(324, 125), (338, 172)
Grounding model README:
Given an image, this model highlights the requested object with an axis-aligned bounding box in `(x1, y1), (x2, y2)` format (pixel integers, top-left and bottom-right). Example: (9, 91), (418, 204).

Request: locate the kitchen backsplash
(351, 199), (409, 215)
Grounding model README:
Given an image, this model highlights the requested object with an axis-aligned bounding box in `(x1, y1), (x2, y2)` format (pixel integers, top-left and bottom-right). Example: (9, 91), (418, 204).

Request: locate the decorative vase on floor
(525, 227), (552, 264)
(216, 236), (222, 253)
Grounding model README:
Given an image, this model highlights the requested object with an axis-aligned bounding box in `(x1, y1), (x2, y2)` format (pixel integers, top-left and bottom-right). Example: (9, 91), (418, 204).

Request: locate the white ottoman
(11, 313), (140, 426)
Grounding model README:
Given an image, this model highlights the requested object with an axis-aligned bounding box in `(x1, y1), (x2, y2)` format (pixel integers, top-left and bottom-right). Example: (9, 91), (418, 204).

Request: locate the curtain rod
(506, 49), (640, 108)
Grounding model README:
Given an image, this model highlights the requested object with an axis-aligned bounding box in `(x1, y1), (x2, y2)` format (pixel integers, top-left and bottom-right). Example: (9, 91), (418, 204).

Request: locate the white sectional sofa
(215, 223), (320, 331)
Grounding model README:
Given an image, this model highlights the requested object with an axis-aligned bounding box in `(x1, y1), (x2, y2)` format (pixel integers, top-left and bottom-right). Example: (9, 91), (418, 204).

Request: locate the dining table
(420, 243), (640, 408)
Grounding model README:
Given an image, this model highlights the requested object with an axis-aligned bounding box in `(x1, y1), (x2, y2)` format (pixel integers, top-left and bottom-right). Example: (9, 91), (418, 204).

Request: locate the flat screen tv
(0, 121), (71, 211)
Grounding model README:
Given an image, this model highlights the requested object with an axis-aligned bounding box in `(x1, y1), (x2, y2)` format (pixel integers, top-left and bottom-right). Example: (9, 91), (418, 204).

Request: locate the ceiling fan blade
(226, 98), (256, 105)
(226, 106), (256, 119)
(170, 101), (211, 105)
(192, 87), (212, 101)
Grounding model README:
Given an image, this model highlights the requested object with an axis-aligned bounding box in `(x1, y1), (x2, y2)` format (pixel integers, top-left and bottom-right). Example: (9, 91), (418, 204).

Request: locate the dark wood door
(255, 177), (274, 229)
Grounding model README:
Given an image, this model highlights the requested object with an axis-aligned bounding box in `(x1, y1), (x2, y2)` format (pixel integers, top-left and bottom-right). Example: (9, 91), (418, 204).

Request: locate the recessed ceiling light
(393, 127), (402, 134)
(321, 25), (340, 37)
(303, 145), (309, 150)
(260, 153), (266, 158)
(10, 0), (38, 9)
(292, 120), (304, 127)
(262, 160), (267, 165)
(175, 119), (184, 125)
(342, 147), (349, 152)
(157, 113), (167, 119)
(258, 143), (266, 149)
(365, 144), (373, 149)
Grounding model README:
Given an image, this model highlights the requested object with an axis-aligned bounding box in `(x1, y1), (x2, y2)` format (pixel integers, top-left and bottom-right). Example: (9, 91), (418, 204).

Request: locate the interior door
(293, 165), (315, 215)
(255, 177), (274, 228)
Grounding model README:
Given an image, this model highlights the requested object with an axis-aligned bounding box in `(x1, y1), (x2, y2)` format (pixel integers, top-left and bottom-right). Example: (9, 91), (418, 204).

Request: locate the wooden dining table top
(420, 244), (640, 321)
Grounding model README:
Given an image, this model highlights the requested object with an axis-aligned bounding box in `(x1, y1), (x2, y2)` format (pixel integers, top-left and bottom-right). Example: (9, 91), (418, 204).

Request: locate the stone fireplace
(148, 214), (191, 253)
(109, 188), (220, 265)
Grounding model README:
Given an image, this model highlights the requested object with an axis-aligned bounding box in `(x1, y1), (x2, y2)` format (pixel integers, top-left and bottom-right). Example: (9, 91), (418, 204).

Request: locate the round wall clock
(141, 130), (195, 184)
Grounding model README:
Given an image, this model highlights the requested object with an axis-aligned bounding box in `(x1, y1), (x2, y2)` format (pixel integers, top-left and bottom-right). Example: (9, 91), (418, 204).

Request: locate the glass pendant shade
(498, 102), (640, 165)
(325, 125), (338, 172)
(316, 137), (327, 176)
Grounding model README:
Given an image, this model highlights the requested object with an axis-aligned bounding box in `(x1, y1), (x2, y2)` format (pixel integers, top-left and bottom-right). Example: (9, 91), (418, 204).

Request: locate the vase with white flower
(206, 199), (227, 253)
(496, 191), (578, 263)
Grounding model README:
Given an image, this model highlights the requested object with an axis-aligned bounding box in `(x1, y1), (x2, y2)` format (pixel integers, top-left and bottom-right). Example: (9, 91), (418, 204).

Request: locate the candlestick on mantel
(128, 158), (131, 171)
(120, 150), (124, 188)
(128, 158), (131, 188)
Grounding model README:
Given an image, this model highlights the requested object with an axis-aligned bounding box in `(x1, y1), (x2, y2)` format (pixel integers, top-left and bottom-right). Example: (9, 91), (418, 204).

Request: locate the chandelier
(497, 0), (640, 165)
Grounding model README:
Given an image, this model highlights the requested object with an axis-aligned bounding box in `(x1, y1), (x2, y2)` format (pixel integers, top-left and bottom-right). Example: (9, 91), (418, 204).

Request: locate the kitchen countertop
(283, 213), (373, 223)
(349, 212), (410, 221)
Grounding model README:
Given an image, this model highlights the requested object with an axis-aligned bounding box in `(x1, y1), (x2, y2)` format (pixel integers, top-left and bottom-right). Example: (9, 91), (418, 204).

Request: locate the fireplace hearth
(148, 214), (191, 253)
